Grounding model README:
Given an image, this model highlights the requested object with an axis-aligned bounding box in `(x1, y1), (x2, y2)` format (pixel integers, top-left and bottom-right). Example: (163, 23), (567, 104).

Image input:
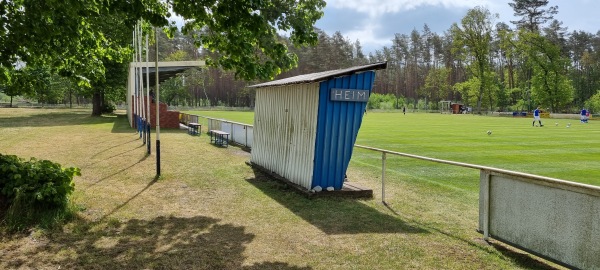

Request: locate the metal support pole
(138, 21), (144, 140)
(155, 26), (161, 176)
(483, 170), (491, 240)
(382, 152), (386, 204)
(137, 22), (141, 136)
(133, 26), (138, 132)
(132, 28), (136, 130)
(138, 22), (143, 135)
(145, 27), (151, 154)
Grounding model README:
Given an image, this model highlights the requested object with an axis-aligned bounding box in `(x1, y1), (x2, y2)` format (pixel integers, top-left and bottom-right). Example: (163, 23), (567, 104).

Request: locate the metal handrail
(176, 113), (600, 196)
(354, 144), (600, 202)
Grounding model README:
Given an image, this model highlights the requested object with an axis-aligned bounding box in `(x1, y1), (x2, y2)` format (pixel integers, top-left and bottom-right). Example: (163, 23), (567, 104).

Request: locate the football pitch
(190, 110), (600, 188)
(2, 108), (594, 269)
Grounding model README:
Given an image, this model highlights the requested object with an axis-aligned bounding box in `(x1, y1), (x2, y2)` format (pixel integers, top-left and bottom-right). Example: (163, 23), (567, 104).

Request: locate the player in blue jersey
(581, 108), (588, 123)
(533, 106), (543, 127)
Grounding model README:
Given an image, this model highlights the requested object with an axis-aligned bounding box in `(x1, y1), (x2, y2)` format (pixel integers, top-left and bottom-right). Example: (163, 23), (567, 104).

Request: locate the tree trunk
(92, 90), (102, 116)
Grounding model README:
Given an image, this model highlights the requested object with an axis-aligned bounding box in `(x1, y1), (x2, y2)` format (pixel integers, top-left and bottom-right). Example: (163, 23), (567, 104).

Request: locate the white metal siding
(246, 126), (253, 148)
(251, 83), (319, 190)
(479, 171), (600, 269)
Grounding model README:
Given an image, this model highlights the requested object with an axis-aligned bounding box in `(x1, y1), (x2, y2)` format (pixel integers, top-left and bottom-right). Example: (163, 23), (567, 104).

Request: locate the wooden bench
(188, 123), (201, 136)
(209, 130), (229, 147)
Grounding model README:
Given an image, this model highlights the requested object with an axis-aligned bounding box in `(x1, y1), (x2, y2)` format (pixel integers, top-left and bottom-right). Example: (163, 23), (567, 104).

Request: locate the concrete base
(246, 161), (373, 199)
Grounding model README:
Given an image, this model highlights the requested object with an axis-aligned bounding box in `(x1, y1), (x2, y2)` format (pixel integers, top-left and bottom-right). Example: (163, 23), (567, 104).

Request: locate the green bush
(102, 102), (116, 114)
(585, 91), (600, 114)
(0, 154), (80, 231)
(368, 93), (399, 110)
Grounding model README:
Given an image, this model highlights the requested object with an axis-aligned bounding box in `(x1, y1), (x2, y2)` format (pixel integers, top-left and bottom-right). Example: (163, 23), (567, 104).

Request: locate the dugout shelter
(248, 62), (387, 191)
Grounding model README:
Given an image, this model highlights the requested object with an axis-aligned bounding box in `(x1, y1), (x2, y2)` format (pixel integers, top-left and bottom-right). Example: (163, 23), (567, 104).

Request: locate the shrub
(368, 93), (399, 110)
(102, 102), (116, 114)
(585, 91), (600, 114)
(379, 101), (395, 110)
(0, 154), (80, 231)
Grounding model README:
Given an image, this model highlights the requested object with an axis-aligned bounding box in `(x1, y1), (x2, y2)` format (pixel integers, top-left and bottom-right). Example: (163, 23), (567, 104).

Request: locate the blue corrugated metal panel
(312, 71), (376, 190)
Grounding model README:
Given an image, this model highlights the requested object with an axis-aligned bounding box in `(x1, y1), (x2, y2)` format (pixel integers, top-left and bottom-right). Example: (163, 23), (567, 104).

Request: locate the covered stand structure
(249, 62), (387, 192)
(126, 61), (204, 129)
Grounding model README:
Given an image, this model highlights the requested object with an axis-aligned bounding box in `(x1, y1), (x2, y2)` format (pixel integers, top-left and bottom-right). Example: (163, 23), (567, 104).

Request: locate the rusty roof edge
(248, 61), (388, 88)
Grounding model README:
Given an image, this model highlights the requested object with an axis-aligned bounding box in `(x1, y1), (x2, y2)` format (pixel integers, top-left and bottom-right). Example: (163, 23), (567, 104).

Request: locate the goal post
(440, 101), (451, 114)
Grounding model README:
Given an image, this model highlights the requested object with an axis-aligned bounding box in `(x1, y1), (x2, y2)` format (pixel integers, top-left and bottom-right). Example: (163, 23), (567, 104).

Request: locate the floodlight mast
(133, 26), (138, 134)
(146, 28), (151, 154)
(155, 26), (161, 176)
(138, 21), (145, 142)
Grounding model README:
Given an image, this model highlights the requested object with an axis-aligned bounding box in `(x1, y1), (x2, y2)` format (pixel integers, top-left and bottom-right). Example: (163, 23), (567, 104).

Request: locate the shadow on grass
(246, 168), (427, 235)
(89, 138), (140, 159)
(110, 114), (134, 133)
(0, 108), (182, 134)
(489, 241), (561, 270)
(1, 170), (310, 270)
(383, 204), (559, 270)
(84, 153), (149, 189)
(111, 114), (188, 134)
(1, 215), (310, 270)
(0, 110), (117, 128)
(97, 171), (157, 223)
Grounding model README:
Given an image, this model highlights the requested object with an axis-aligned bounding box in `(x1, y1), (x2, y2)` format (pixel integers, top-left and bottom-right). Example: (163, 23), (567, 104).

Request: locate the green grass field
(3, 108), (595, 269)
(188, 110), (600, 187)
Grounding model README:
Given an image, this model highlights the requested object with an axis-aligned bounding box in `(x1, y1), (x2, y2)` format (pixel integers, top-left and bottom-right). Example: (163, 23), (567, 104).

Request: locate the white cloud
(343, 21), (391, 49)
(325, 0), (493, 17)
(319, 0), (517, 54)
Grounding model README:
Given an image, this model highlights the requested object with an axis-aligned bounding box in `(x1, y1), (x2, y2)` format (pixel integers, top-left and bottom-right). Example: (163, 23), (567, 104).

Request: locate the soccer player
(533, 106), (543, 127)
(581, 108), (588, 123)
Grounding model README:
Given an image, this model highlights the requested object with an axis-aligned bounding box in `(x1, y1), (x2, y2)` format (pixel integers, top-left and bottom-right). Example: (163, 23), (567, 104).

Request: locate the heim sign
(330, 88), (369, 102)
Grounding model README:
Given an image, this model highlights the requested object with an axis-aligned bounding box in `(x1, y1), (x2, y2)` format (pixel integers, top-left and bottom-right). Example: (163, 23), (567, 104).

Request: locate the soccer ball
(555, 122), (558, 126)
(567, 123), (571, 128)
(487, 130), (492, 135)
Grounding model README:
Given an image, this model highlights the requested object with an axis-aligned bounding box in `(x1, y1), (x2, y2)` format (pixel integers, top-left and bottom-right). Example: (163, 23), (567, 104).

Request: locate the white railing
(175, 114), (600, 269)
(354, 144), (600, 270)
(179, 113), (253, 148)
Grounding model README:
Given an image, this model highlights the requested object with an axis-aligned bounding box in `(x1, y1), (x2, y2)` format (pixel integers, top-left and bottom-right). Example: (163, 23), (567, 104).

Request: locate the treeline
(3, 2), (600, 114)
(368, 12), (600, 113)
(156, 2), (600, 113)
(0, 66), (97, 108)
(150, 28), (371, 108)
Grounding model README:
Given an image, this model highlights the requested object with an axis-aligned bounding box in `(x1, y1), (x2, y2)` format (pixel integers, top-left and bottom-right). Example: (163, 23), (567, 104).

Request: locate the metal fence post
(382, 152), (386, 204)
(483, 170), (491, 240)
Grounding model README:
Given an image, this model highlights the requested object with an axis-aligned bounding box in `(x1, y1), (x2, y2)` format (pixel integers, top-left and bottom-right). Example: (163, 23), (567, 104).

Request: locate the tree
(0, 1), (167, 84)
(0, 70), (30, 107)
(419, 67), (450, 104)
(585, 92), (600, 113)
(453, 77), (480, 107)
(509, 0), (558, 32)
(1, 1), (167, 115)
(49, 75), (76, 108)
(521, 31), (574, 112)
(451, 6), (496, 113)
(496, 22), (519, 90)
(568, 31), (600, 107)
(353, 40), (367, 65)
(21, 66), (52, 106)
(160, 76), (189, 106)
(175, 0), (325, 80)
(1, 0), (325, 114)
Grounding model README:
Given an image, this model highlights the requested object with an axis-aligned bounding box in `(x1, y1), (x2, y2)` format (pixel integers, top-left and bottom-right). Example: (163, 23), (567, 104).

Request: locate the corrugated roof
(248, 61), (387, 88)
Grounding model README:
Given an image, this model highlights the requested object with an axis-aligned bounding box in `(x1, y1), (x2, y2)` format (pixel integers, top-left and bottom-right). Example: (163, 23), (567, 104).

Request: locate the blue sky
(315, 0), (600, 55)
